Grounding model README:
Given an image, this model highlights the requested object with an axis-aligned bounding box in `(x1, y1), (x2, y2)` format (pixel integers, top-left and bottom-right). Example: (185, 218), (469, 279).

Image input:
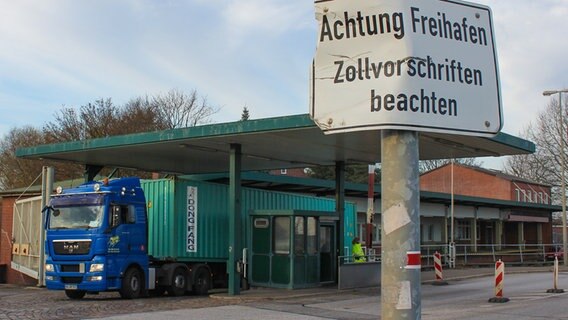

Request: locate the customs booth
(249, 207), (356, 289)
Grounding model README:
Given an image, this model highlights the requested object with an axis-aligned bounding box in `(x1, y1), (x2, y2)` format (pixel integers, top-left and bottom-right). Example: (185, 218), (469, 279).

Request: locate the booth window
(274, 217), (290, 254)
(307, 217), (317, 255)
(294, 217), (305, 255)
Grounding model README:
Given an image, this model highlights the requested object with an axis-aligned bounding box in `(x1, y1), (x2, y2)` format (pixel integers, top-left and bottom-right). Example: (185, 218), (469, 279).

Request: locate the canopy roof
(16, 114), (534, 174)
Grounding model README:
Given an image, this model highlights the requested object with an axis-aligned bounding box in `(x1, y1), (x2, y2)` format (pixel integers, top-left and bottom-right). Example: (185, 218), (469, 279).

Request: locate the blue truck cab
(44, 178), (149, 299)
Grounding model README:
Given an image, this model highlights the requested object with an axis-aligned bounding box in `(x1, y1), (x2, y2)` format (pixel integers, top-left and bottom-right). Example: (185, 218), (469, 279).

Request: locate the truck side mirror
(42, 206), (51, 229)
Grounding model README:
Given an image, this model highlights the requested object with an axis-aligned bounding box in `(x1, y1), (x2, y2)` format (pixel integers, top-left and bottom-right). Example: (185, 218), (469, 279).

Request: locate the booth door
(319, 224), (336, 283)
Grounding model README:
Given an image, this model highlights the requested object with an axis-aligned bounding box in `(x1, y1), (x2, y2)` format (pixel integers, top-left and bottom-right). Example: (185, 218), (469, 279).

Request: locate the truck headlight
(45, 264), (54, 272)
(89, 263), (104, 272)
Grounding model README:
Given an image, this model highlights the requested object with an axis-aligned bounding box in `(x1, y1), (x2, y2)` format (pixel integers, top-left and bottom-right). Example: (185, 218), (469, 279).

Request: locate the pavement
(88, 265), (567, 320)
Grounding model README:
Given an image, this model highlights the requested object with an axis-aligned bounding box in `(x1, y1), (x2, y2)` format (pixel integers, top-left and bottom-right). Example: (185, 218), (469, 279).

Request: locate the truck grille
(60, 265), (80, 272)
(53, 240), (91, 255)
(61, 277), (83, 284)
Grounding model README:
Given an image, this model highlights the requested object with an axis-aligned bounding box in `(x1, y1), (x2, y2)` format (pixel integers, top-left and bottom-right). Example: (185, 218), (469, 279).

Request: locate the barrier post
(547, 256), (565, 293)
(432, 251), (448, 286)
(488, 259), (509, 303)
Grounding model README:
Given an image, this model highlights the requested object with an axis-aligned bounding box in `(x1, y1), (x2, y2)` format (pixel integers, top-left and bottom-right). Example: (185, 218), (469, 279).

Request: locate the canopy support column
(335, 161), (345, 257)
(228, 143), (242, 295)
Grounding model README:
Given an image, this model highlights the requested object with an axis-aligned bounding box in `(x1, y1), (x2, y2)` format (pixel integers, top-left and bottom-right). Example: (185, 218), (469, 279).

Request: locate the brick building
(419, 163), (554, 247)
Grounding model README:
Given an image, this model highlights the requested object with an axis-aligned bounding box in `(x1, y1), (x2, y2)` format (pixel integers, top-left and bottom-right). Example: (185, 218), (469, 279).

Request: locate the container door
(319, 224), (336, 283)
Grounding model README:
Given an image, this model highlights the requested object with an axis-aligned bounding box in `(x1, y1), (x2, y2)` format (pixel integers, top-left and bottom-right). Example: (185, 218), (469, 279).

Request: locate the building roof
(189, 172), (561, 212)
(15, 114), (535, 175)
(423, 163), (552, 188)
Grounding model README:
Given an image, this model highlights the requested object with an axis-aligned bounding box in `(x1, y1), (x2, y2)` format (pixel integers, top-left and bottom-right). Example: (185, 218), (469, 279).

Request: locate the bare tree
(151, 89), (219, 129)
(120, 96), (168, 133)
(0, 127), (49, 189)
(44, 98), (119, 142)
(504, 98), (564, 202)
(419, 158), (483, 174)
(1, 89), (220, 190)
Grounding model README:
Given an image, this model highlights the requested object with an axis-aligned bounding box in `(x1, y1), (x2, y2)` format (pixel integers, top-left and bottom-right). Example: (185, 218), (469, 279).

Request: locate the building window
(544, 193), (550, 204)
(274, 217), (290, 254)
(515, 188), (521, 201)
(357, 223), (381, 244)
(476, 222), (480, 240)
(307, 217), (317, 255)
(294, 217), (305, 255)
(527, 191), (532, 202)
(421, 224), (434, 242)
(421, 222), (442, 242)
(456, 220), (471, 240)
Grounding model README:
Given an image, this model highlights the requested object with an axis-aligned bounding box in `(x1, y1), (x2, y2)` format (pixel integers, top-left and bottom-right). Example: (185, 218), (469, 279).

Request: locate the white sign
(310, 0), (502, 137)
(186, 186), (197, 253)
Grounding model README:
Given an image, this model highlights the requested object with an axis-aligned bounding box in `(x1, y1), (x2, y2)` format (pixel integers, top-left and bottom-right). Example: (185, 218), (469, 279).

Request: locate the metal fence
(345, 244), (563, 268)
(421, 244), (562, 268)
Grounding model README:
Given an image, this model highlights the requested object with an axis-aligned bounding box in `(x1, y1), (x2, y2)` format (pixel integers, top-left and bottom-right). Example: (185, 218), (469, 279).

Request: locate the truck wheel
(168, 267), (187, 296)
(192, 267), (211, 295)
(65, 290), (86, 299)
(119, 267), (143, 299)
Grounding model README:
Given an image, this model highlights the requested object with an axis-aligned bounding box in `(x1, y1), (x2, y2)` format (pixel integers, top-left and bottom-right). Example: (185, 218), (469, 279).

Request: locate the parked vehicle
(43, 177), (347, 299)
(545, 245), (564, 261)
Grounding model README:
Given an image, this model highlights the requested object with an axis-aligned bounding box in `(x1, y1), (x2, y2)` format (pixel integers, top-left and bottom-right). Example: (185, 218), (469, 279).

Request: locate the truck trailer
(43, 177), (353, 299)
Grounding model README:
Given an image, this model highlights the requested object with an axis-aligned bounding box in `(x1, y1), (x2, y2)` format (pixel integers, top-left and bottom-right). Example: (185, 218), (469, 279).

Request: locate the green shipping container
(141, 178), (355, 262)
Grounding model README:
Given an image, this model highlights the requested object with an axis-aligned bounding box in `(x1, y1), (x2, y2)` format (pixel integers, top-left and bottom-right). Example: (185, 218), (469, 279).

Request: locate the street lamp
(543, 89), (568, 266)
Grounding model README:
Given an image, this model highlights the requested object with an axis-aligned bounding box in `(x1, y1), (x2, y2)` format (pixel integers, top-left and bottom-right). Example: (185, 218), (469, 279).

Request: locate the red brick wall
(420, 165), (512, 200)
(0, 196), (37, 285)
(0, 198), (15, 270)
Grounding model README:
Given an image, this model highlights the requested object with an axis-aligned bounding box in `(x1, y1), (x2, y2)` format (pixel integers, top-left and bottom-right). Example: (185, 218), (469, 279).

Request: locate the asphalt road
(2, 271), (568, 319)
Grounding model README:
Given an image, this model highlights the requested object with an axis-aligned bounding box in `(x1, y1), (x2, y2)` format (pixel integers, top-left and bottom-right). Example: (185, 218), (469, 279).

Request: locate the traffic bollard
(488, 259), (509, 303)
(547, 256), (564, 293)
(431, 251), (448, 286)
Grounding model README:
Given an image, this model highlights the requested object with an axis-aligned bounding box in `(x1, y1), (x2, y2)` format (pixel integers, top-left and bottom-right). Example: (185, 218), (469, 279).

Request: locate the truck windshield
(49, 205), (104, 229)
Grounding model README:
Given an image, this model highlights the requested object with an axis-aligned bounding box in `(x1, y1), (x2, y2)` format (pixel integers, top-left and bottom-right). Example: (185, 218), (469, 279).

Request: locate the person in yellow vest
(352, 237), (366, 263)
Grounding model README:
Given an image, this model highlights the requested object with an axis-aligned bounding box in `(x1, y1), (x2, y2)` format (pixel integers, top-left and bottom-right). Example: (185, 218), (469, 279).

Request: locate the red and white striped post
(488, 259), (509, 303)
(405, 251), (421, 270)
(547, 256), (565, 293)
(432, 251), (448, 285)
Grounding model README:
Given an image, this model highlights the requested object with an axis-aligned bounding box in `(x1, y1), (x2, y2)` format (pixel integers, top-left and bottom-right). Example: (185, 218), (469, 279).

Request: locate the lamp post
(544, 89), (568, 266)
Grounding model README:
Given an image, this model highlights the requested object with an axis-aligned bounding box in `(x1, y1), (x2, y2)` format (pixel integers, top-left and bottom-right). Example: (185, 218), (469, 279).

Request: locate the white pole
(561, 92), (567, 267)
(450, 159), (455, 268)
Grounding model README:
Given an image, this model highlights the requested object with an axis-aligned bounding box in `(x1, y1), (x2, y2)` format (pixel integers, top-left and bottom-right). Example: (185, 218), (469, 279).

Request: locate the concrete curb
(210, 287), (359, 302)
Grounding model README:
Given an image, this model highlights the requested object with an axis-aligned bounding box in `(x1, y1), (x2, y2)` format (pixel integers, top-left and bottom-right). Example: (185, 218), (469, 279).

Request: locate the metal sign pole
(381, 130), (421, 319)
(450, 159), (456, 269)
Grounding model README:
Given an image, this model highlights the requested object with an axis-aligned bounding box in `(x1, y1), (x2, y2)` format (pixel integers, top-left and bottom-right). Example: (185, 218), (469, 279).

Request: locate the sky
(0, 0), (567, 169)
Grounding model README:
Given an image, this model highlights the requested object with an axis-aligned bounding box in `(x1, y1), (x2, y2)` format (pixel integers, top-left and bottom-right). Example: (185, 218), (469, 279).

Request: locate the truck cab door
(107, 205), (136, 279)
